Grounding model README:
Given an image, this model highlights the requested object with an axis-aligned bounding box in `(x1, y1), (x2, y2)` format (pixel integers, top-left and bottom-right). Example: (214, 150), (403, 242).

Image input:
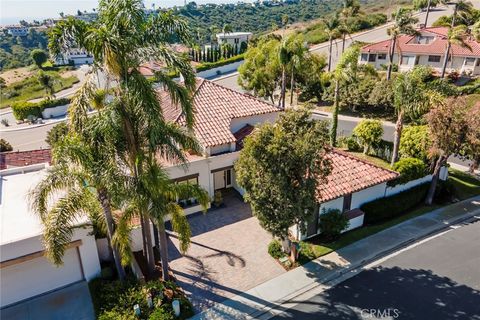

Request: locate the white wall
(344, 215), (364, 232)
(351, 183), (387, 209)
(319, 197), (344, 213)
(230, 112), (281, 133)
(196, 60), (244, 79)
(130, 223), (155, 252)
(41, 104), (69, 119)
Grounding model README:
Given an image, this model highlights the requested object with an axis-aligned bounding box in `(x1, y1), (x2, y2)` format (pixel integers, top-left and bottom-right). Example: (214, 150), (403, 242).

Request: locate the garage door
(0, 247), (84, 308)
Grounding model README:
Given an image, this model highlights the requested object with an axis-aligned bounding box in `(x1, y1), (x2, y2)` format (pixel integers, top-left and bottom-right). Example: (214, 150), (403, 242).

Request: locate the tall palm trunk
(290, 68), (295, 106)
(425, 154), (447, 205)
(280, 66), (286, 109)
(387, 36), (397, 80)
(440, 42), (451, 78)
(152, 221), (160, 262)
(424, 0), (432, 26)
(341, 33), (346, 53)
(451, 3), (458, 27)
(330, 79), (340, 146)
(97, 189), (126, 281)
(391, 110), (404, 166)
(328, 36), (333, 72)
(158, 221), (170, 280)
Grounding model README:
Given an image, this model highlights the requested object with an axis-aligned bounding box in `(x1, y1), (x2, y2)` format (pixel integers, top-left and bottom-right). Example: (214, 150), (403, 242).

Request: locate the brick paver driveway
(167, 191), (286, 312)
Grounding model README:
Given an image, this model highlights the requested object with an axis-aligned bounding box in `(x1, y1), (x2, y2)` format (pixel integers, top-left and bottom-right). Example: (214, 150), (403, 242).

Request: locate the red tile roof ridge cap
(202, 78), (281, 110)
(331, 148), (399, 176)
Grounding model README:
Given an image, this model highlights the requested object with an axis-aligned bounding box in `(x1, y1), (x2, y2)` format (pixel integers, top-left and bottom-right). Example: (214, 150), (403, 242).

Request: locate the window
(343, 194), (352, 212)
(234, 38), (239, 44)
(417, 36), (434, 44)
(428, 55), (441, 63)
(176, 176), (199, 207)
(377, 53), (386, 60)
(368, 54), (376, 62)
(226, 169), (232, 186)
(476, 59), (480, 67)
(401, 55), (415, 65)
(465, 57), (476, 66)
(360, 53), (368, 62)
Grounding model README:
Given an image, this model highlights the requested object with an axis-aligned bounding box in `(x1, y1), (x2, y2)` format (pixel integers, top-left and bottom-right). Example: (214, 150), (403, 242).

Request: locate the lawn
(298, 168), (480, 264)
(0, 69), (79, 109)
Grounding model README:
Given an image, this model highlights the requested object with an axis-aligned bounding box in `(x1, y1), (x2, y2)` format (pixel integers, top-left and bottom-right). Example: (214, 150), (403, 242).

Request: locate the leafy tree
(367, 78), (394, 110)
(238, 37), (281, 104)
(353, 119), (383, 154)
(386, 8), (418, 80)
(399, 125), (432, 163)
(45, 122), (68, 147)
(296, 54), (329, 102)
(425, 97), (469, 205)
(391, 67), (436, 165)
(48, 1), (201, 278)
(331, 46), (359, 146)
(461, 103), (480, 173)
(235, 109), (332, 240)
(30, 49), (48, 68)
(472, 20), (480, 41)
(440, 25), (471, 78)
(339, 0), (361, 53)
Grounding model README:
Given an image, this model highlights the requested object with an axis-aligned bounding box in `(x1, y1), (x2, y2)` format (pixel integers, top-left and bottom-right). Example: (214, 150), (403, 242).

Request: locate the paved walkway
(168, 192), (285, 312)
(192, 195), (480, 319)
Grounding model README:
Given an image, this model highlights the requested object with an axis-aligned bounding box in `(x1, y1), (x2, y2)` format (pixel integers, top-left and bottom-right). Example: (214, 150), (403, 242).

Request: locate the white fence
(385, 166), (448, 197)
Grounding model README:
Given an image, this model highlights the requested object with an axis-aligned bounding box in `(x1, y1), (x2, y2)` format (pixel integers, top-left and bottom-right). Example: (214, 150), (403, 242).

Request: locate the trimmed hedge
(361, 182), (430, 224)
(196, 54), (244, 72)
(11, 97), (70, 120)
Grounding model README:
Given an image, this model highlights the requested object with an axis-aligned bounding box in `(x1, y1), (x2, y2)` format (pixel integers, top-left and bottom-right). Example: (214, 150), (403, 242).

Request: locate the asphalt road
(272, 219), (480, 320)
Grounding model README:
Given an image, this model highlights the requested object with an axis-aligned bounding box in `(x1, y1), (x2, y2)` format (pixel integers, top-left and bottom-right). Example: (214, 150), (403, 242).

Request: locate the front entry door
(214, 171), (225, 190)
(306, 204), (320, 238)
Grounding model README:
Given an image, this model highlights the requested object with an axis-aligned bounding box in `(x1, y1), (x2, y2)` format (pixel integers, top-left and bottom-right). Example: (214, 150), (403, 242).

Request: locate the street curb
(311, 109), (396, 127)
(0, 118), (67, 133)
(249, 208), (480, 320)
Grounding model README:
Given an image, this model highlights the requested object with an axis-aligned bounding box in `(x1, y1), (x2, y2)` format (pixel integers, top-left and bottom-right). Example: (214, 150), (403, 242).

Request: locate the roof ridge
(332, 149), (399, 175)
(202, 78), (281, 111)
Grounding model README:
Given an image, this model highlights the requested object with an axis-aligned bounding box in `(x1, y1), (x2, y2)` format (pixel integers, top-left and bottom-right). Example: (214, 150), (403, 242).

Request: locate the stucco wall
(41, 104), (69, 119)
(196, 60), (244, 79)
(230, 112), (281, 133)
(351, 182), (387, 209)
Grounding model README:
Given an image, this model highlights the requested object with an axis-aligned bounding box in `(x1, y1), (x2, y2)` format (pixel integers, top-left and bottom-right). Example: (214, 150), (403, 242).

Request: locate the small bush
(319, 208), (349, 240)
(338, 135), (361, 152)
(0, 139), (13, 152)
(196, 54), (244, 72)
(390, 158), (428, 186)
(268, 239), (284, 259)
(399, 125), (431, 163)
(149, 308), (175, 320)
(46, 122), (69, 147)
(361, 183), (430, 224)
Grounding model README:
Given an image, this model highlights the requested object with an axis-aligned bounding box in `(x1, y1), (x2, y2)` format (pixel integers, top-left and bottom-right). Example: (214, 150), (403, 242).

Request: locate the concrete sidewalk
(192, 196), (480, 320)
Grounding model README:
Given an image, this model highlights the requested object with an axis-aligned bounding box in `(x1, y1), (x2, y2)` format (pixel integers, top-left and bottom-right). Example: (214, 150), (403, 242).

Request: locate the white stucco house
(158, 78), (282, 215)
(216, 32), (252, 47)
(3, 25), (29, 37)
(359, 27), (480, 76)
(54, 49), (94, 66)
(0, 164), (101, 309)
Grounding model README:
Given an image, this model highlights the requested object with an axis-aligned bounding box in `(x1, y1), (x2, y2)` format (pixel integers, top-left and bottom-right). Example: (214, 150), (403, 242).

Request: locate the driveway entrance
(168, 191), (286, 312)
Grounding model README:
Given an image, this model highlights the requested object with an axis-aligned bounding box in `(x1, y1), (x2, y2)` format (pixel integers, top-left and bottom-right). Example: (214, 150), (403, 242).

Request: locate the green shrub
(45, 122), (68, 147)
(319, 208), (349, 240)
(361, 183), (430, 224)
(196, 54), (244, 72)
(353, 119), (383, 154)
(268, 239), (284, 259)
(149, 308), (175, 320)
(371, 139), (394, 161)
(11, 97), (71, 120)
(11, 101), (42, 120)
(0, 139), (13, 152)
(390, 158), (428, 186)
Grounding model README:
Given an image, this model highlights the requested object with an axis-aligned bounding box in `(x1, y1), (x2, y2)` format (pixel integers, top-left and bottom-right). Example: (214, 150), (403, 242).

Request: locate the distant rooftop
(216, 32), (252, 38)
(0, 149), (51, 170)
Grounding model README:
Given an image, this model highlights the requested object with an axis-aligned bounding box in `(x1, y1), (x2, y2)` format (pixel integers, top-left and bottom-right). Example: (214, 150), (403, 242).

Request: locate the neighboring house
(216, 32), (252, 47)
(0, 149), (51, 170)
(158, 78), (281, 214)
(359, 27), (480, 76)
(0, 164), (101, 308)
(54, 49), (94, 66)
(4, 25), (29, 37)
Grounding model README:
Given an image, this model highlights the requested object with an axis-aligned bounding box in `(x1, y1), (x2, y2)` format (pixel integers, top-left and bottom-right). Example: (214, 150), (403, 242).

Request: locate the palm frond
(167, 202), (191, 254)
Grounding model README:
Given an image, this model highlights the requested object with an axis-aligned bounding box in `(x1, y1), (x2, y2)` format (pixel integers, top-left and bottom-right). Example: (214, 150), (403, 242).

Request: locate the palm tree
(419, 0), (447, 27)
(323, 14), (341, 72)
(440, 25), (472, 78)
(331, 46), (359, 146)
(340, 0), (360, 53)
(48, 0), (200, 277)
(278, 38), (290, 109)
(451, 0), (473, 27)
(287, 35), (308, 106)
(37, 71), (55, 99)
(473, 20), (480, 42)
(386, 8), (419, 80)
(30, 115), (128, 280)
(390, 68), (436, 165)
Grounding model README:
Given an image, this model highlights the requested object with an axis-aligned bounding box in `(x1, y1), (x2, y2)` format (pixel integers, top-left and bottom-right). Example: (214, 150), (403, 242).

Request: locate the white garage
(0, 165), (101, 308)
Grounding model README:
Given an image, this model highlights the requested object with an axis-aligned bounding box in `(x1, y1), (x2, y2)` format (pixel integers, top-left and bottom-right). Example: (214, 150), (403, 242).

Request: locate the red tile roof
(0, 149), (51, 170)
(317, 150), (399, 202)
(361, 27), (480, 57)
(158, 78), (280, 148)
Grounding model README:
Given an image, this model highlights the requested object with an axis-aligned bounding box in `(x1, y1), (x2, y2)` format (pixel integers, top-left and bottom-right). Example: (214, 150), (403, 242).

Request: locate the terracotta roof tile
(317, 150), (399, 202)
(361, 27), (480, 57)
(0, 149), (51, 170)
(158, 78), (280, 148)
